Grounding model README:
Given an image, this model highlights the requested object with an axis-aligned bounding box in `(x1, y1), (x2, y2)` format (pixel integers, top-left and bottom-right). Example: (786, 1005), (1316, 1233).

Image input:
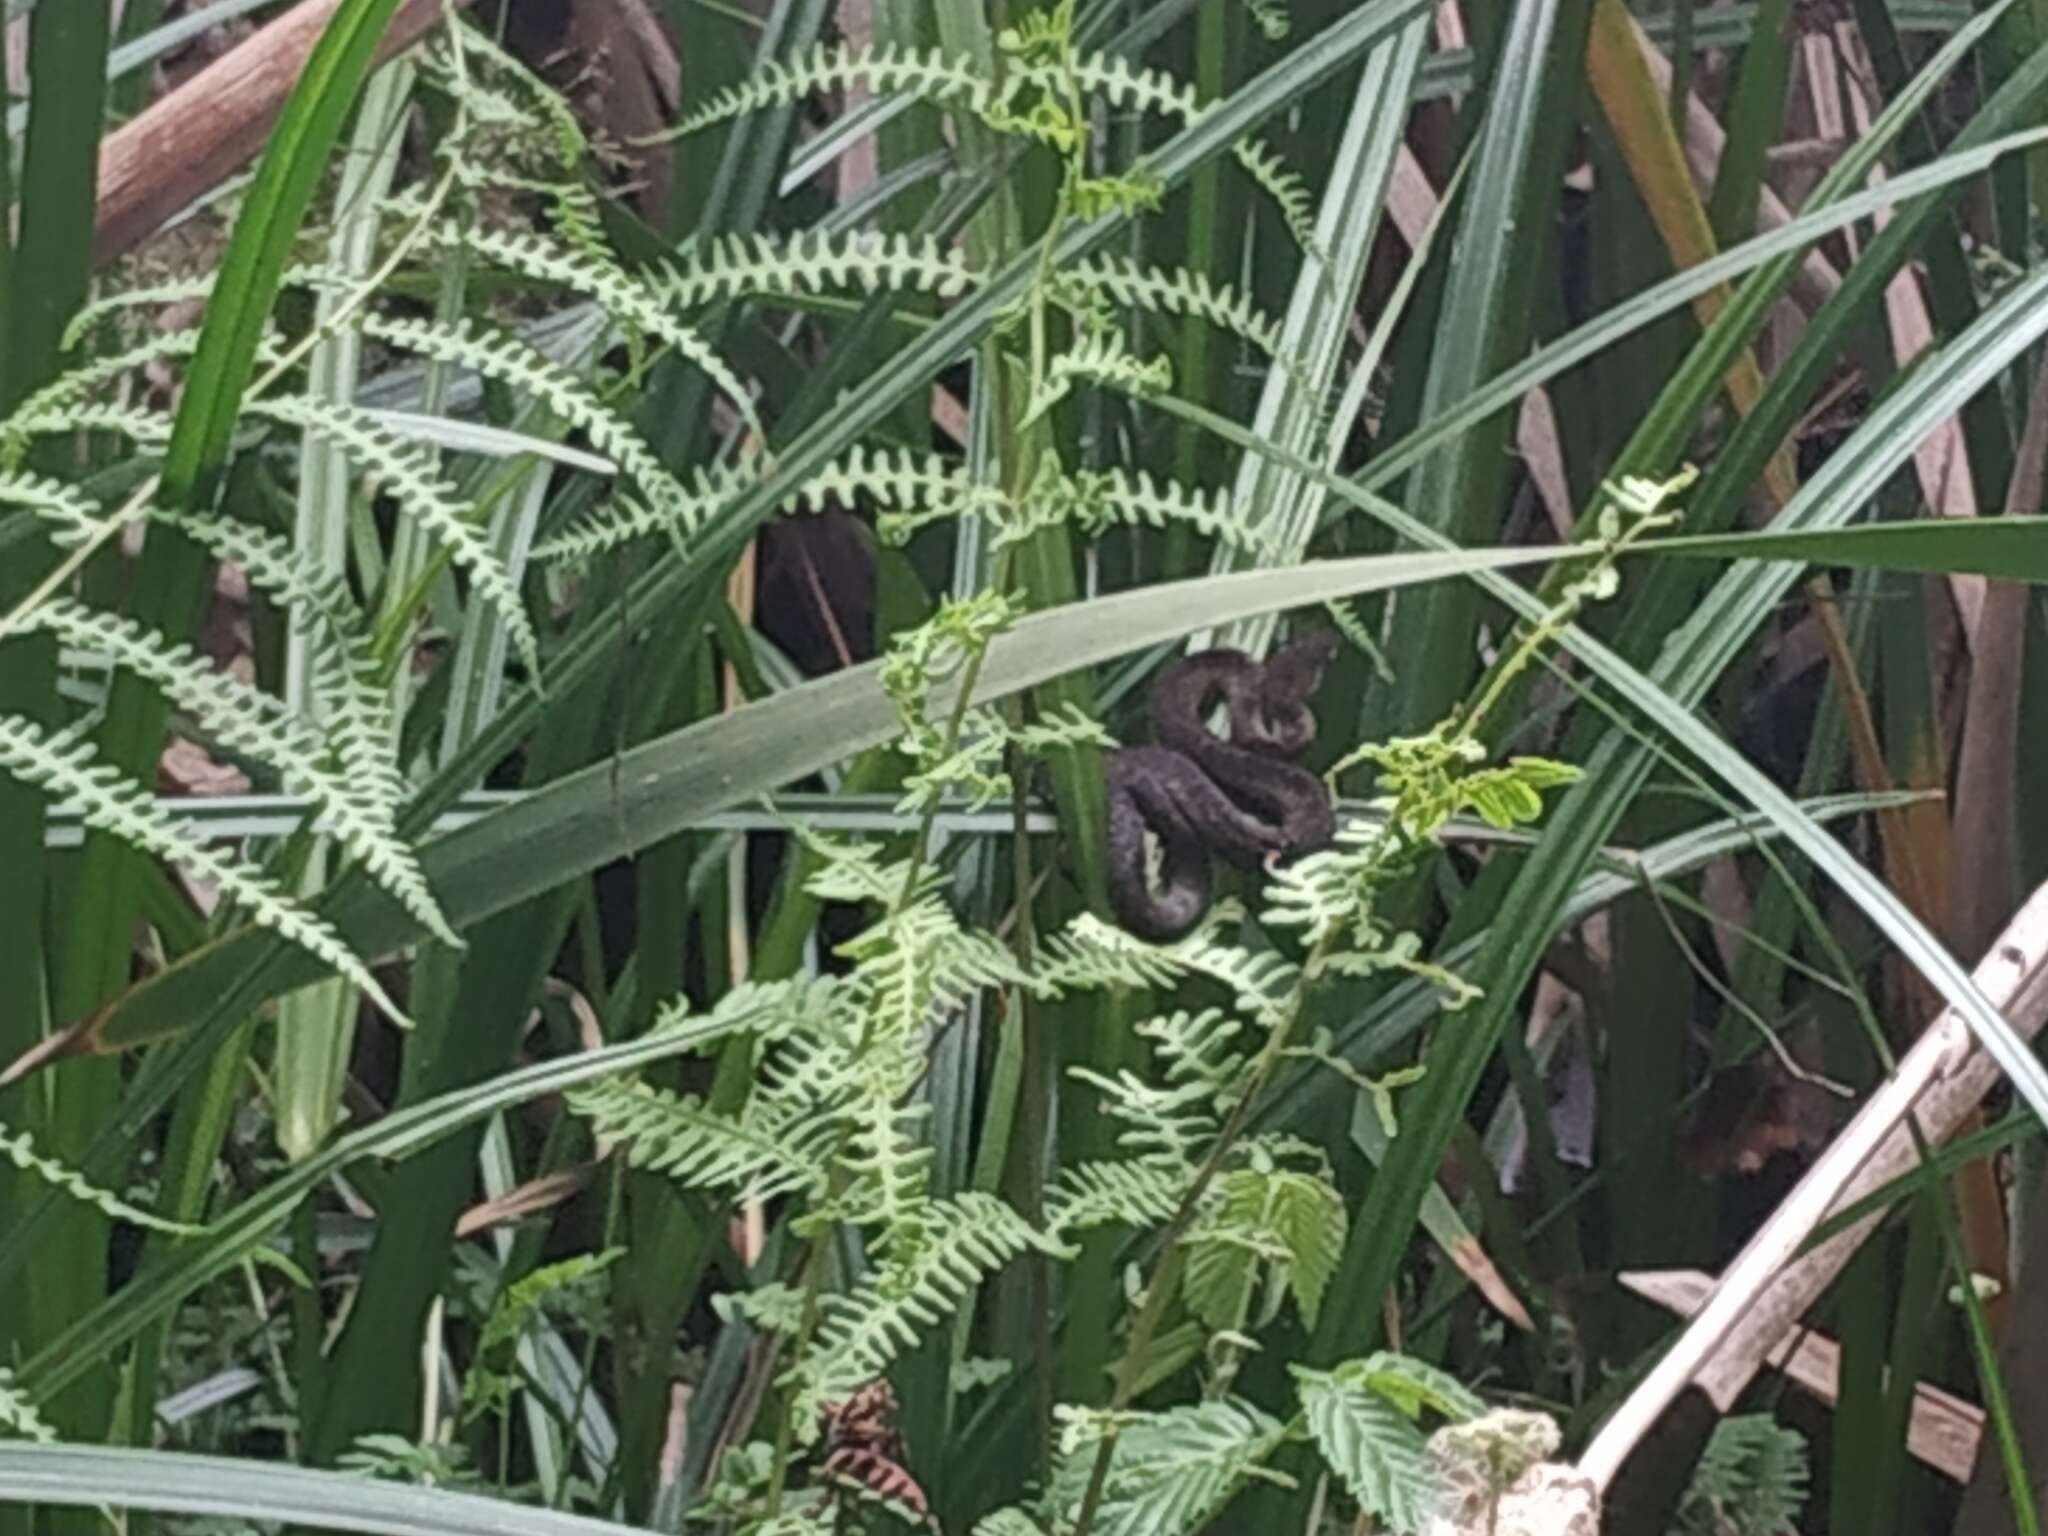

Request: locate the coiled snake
(1105, 632), (1339, 941)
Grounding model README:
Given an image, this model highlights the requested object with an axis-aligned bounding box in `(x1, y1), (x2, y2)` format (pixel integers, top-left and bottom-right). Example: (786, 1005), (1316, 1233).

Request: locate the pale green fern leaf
(1047, 1157), (1186, 1235)
(658, 230), (979, 313)
(1222, 134), (1318, 253)
(2, 1120), (198, 1236)
(1051, 1398), (1290, 1536)
(22, 598), (452, 947)
(358, 315), (697, 537)
(537, 446), (1005, 564)
(0, 471), (112, 547)
(1057, 255), (1283, 357)
(1066, 1068), (1219, 1166)
(451, 226), (766, 446)
(568, 1076), (833, 1204)
(5, 400), (176, 456)
(799, 1192), (1067, 1418)
(1182, 1166), (1344, 1329)
(0, 1368), (56, 1445)
(1042, 911), (1296, 1027)
(670, 43), (998, 137)
(1000, 463), (1279, 557)
(0, 715), (406, 1023)
(1139, 1008), (1251, 1097)
(1006, 701), (1115, 755)
(1022, 331), (1170, 426)
(1293, 1363), (1433, 1536)
(836, 1093), (935, 1235)
(250, 395), (540, 680)
(157, 510), (405, 823)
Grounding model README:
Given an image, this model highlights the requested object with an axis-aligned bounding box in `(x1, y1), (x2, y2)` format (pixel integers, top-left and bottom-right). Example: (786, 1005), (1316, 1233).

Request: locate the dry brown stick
(1578, 875), (2048, 1490)
(92, 0), (473, 268)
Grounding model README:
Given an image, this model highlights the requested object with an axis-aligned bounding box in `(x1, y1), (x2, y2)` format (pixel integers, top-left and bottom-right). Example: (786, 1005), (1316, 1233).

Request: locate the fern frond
(0, 1368), (56, 1445)
(358, 314), (699, 538)
(1057, 255), (1283, 357)
(1005, 701), (1115, 755)
(800, 1192), (1067, 1417)
(0, 471), (117, 547)
(1048, 1157), (1186, 1235)
(452, 226), (766, 446)
(1069, 1067), (1223, 1165)
(156, 510), (404, 822)
(4, 328), (204, 436)
(1055, 52), (1317, 253)
(1182, 1167), (1345, 1329)
(23, 597), (453, 947)
(1679, 1415), (1809, 1536)
(835, 1094), (935, 1236)
(658, 230), (980, 313)
(1039, 910), (1297, 1027)
(2, 1119), (199, 1235)
(1034, 909), (1220, 996)
(569, 1076), (835, 1204)
(1001, 464), (1280, 557)
(670, 43), (998, 138)
(0, 715), (407, 1023)
(1139, 1008), (1251, 1097)
(1023, 330), (1170, 425)
(1293, 1365), (1432, 1536)
(1228, 136), (1319, 252)
(1052, 1399), (1290, 1536)
(5, 400), (176, 455)
(250, 395), (540, 680)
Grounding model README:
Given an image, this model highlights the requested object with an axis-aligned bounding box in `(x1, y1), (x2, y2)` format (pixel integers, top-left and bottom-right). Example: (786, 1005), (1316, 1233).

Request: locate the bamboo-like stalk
(1580, 875), (2048, 1489)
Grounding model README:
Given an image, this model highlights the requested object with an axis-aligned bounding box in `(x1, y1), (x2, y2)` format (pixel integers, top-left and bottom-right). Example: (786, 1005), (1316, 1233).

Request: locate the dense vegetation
(2, 1), (2047, 1533)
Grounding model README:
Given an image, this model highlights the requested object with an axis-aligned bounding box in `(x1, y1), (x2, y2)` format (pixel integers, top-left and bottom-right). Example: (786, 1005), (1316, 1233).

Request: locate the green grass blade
(52, 546), (1557, 1062)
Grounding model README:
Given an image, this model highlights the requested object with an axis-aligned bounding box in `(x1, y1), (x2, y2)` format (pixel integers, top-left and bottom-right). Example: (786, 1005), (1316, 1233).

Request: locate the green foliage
(1049, 1399), (1292, 1536)
(9, 6), (1996, 1536)
(336, 1434), (483, 1489)
(0, 1367), (57, 1444)
(460, 1249), (621, 1424)
(1180, 1159), (1345, 1330)
(1672, 1416), (1810, 1536)
(0, 1120), (199, 1236)
(1295, 1356), (1483, 1535)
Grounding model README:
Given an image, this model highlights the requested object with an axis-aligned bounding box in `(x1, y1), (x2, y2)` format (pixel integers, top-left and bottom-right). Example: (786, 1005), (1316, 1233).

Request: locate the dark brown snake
(1105, 632), (1338, 942)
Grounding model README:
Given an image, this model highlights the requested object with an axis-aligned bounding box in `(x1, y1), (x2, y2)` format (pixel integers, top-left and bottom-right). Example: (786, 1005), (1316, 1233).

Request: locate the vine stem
(763, 560), (1016, 1519)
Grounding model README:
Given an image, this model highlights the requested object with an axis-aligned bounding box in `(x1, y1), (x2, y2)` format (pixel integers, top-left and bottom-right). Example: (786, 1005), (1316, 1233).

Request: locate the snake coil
(1104, 632), (1338, 941)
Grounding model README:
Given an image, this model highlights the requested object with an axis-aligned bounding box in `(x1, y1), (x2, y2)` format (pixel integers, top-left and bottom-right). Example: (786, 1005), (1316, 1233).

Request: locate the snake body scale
(1105, 632), (1339, 942)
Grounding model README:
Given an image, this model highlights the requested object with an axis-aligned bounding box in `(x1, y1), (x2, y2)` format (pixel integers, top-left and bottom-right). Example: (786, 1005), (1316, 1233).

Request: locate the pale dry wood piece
(561, 0), (680, 229)
(92, 0), (476, 268)
(1621, 1268), (1983, 1482)
(1948, 349), (2048, 960)
(453, 1166), (596, 1238)
(1624, 12), (1843, 317)
(1387, 147), (1574, 531)
(1433, 0), (1468, 54)
(1838, 27), (1982, 638)
(1578, 874), (2048, 1490)
(836, 0), (880, 201)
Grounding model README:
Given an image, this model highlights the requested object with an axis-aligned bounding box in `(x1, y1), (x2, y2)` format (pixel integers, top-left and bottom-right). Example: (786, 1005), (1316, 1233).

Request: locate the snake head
(1246, 630), (1339, 755)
